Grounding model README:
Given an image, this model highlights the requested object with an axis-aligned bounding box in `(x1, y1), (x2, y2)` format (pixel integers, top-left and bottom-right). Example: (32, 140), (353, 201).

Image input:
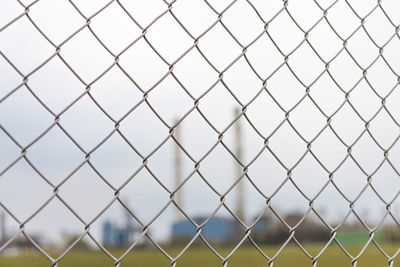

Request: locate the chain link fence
(1, 0), (400, 266)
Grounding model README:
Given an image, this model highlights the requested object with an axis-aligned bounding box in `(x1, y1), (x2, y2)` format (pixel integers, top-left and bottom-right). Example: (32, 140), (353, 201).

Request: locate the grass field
(1, 244), (399, 267)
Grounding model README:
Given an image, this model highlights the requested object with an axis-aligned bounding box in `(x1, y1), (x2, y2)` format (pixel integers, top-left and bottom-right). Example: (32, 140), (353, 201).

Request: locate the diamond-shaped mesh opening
(2, 0), (400, 266)
(245, 34), (285, 80)
(369, 108), (399, 148)
(289, 97), (326, 141)
(0, 160), (53, 221)
(267, 66), (306, 111)
(117, 102), (168, 156)
(370, 161), (400, 203)
(89, 133), (143, 188)
(0, 16), (54, 74)
(246, 147), (287, 198)
(23, 197), (83, 258)
(27, 57), (84, 114)
(88, 2), (142, 55)
(119, 168), (170, 226)
(311, 127), (348, 171)
(197, 22), (242, 71)
(266, 10), (304, 55)
(291, 153), (329, 198)
(268, 121), (307, 168)
(89, 66), (142, 120)
(307, 18), (343, 61)
(176, 111), (217, 161)
(245, 89), (285, 138)
(59, 94), (115, 151)
(287, 42), (325, 86)
(197, 82), (241, 131)
(198, 143), (241, 194)
(220, 0), (264, 46)
(351, 132), (384, 174)
(326, 1), (360, 39)
(147, 75), (194, 126)
(328, 50), (364, 91)
(0, 86), (54, 146)
(308, 72), (344, 116)
(363, 8), (396, 46)
(26, 126), (84, 185)
(332, 158), (367, 201)
(330, 102), (365, 145)
(346, 28), (379, 69)
(145, 13), (194, 64)
(365, 57), (398, 98)
(223, 115), (264, 163)
(271, 180), (310, 216)
(27, 0), (84, 45)
(173, 48), (218, 99)
(57, 164), (115, 222)
(118, 37), (168, 90)
(312, 182), (349, 227)
(223, 57), (262, 104)
(60, 27), (114, 83)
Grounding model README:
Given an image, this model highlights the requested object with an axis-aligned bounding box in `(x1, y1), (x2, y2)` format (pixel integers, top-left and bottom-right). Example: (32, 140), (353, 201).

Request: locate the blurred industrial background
(1, 0), (400, 266)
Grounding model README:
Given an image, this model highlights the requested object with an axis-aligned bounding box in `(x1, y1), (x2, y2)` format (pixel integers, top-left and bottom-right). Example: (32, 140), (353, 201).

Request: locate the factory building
(102, 220), (135, 247)
(102, 204), (140, 248)
(171, 215), (272, 244)
(171, 216), (236, 243)
(170, 112), (272, 244)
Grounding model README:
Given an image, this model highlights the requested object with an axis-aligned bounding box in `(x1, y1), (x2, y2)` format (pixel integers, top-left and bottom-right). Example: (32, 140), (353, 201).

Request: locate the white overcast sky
(1, 0), (400, 247)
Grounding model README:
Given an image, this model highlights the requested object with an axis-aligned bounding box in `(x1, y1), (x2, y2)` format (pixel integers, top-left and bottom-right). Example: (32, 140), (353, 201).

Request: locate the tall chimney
(234, 108), (245, 222)
(174, 121), (183, 222)
(0, 212), (6, 244)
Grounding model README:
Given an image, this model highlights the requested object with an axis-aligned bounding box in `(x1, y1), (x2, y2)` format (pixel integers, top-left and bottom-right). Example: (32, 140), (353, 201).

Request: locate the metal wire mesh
(1, 0), (400, 266)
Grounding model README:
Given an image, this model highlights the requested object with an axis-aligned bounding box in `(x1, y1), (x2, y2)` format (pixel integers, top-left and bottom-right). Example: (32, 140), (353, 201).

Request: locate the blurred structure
(60, 232), (92, 251)
(253, 212), (330, 244)
(171, 216), (237, 244)
(171, 214), (274, 245)
(252, 215), (272, 234)
(1, 234), (43, 256)
(171, 110), (251, 244)
(234, 108), (245, 222)
(0, 212), (6, 246)
(174, 121), (183, 222)
(383, 225), (400, 243)
(336, 230), (384, 246)
(102, 204), (140, 248)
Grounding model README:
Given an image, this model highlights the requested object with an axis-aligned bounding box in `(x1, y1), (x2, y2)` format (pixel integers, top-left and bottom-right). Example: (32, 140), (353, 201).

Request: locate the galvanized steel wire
(1, 0), (400, 266)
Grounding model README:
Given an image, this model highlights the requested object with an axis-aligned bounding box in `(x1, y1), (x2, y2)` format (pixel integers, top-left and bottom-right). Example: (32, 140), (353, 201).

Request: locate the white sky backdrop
(1, 0), (400, 247)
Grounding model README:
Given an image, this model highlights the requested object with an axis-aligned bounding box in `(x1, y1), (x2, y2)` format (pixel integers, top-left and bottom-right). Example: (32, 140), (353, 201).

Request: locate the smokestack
(123, 199), (134, 241)
(0, 212), (5, 244)
(234, 108), (245, 222)
(174, 121), (184, 222)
